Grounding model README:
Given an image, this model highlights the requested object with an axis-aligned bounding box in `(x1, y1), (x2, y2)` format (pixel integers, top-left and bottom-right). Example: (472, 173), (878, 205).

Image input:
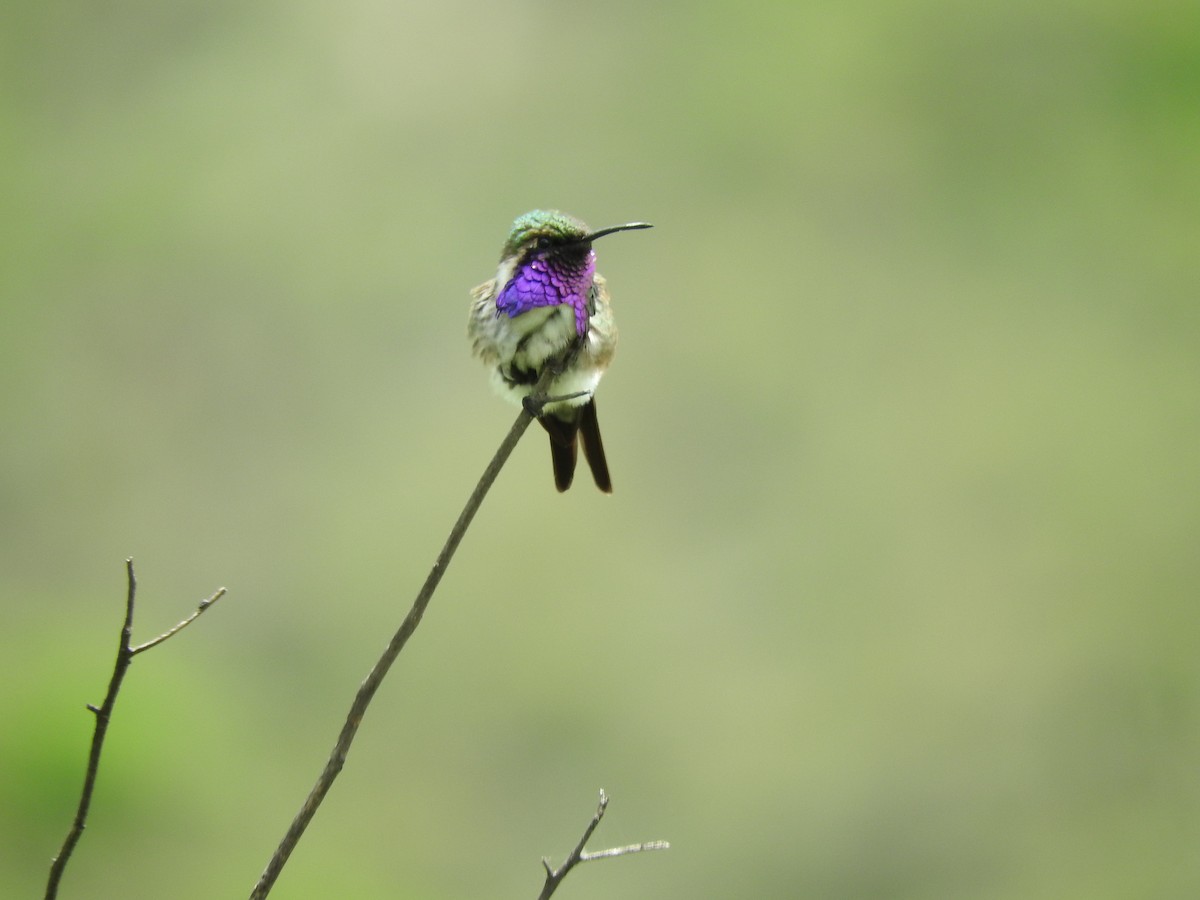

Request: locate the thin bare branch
(132, 586), (228, 655)
(46, 560), (227, 900)
(537, 790), (670, 900)
(249, 390), (544, 899)
(580, 841), (672, 862)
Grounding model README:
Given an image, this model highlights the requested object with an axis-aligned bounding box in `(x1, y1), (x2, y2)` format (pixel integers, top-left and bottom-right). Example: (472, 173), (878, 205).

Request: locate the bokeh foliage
(2, 1), (1197, 897)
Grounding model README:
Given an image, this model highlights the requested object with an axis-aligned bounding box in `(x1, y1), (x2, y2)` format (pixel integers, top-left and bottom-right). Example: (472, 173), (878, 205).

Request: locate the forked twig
(45, 560), (227, 900)
(537, 790), (670, 899)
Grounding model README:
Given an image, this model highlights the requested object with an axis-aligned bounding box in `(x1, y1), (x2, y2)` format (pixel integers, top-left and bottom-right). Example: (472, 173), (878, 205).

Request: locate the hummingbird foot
(522, 389), (593, 418)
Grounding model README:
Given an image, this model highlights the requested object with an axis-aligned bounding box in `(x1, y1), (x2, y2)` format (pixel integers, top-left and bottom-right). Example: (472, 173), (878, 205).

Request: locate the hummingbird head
(500, 209), (592, 263)
(494, 210), (652, 335)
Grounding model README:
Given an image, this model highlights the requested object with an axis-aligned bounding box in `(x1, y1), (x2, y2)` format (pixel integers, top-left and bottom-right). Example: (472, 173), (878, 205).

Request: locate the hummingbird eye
(534, 236), (552, 251)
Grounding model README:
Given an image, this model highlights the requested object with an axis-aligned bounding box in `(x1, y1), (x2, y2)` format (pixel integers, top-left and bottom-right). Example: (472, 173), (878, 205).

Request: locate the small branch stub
(537, 790), (669, 900)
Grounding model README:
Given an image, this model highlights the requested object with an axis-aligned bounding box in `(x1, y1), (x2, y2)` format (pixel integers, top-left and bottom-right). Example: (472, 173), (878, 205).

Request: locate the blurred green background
(3, 1), (1197, 897)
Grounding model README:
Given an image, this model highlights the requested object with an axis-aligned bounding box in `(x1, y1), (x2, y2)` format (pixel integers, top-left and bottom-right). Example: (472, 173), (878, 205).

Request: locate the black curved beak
(581, 222), (654, 243)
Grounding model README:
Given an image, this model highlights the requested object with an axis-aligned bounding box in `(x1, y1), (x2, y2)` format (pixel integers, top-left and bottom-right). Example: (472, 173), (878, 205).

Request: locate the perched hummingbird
(468, 210), (651, 492)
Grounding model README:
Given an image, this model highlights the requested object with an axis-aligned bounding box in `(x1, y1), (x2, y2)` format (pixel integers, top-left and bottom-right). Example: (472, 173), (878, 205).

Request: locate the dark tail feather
(548, 434), (578, 492)
(577, 400), (612, 493)
(539, 415), (579, 492)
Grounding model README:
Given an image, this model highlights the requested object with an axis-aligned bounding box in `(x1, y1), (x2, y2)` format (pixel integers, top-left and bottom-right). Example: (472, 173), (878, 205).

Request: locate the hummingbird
(468, 209), (651, 492)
